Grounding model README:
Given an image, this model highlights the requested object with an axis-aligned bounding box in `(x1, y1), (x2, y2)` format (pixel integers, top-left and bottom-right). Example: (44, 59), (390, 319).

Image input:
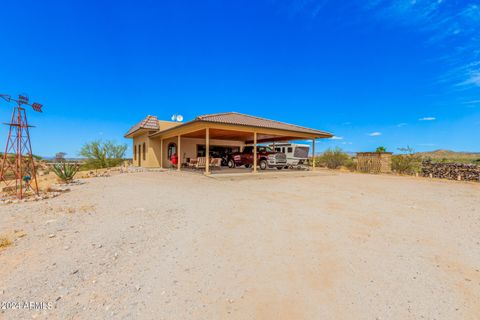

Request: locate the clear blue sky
(0, 0), (479, 157)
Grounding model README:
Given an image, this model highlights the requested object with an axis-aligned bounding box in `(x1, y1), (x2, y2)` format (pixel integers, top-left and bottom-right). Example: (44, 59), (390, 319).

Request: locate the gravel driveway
(0, 171), (479, 319)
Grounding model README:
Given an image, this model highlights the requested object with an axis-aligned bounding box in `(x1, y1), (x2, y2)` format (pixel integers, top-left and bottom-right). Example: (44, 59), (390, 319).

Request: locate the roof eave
(148, 119), (332, 139)
(148, 119), (200, 138)
(125, 128), (158, 139)
(199, 119), (333, 138)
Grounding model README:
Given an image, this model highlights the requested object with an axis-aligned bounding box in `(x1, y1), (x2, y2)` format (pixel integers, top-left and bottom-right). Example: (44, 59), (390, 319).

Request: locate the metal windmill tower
(0, 93), (43, 199)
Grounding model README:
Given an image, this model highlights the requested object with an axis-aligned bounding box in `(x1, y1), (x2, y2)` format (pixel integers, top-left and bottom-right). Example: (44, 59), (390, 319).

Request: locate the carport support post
(205, 128), (210, 175)
(160, 139), (164, 169)
(253, 132), (257, 173)
(312, 138), (316, 170)
(177, 135), (181, 171)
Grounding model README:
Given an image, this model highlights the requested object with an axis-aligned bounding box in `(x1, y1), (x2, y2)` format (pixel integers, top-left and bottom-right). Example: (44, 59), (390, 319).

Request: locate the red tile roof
(125, 115), (159, 137)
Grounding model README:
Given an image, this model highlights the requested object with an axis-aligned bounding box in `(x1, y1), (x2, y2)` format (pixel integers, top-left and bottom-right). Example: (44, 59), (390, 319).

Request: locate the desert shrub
(375, 146), (387, 153)
(52, 163), (80, 183)
(392, 147), (421, 174)
(317, 147), (350, 169)
(344, 157), (357, 171)
(79, 140), (127, 169)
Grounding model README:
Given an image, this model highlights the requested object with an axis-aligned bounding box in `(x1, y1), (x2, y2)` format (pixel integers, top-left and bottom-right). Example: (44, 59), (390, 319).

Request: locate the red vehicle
(170, 153), (178, 166)
(227, 146), (287, 170)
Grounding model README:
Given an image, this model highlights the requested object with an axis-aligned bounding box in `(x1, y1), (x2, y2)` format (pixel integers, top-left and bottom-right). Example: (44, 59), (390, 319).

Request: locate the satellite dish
(176, 115), (183, 122)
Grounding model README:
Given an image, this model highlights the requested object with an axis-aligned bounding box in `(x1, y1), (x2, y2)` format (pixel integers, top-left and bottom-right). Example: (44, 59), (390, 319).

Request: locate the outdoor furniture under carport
(193, 157), (207, 170)
(187, 158), (198, 168)
(209, 158), (222, 170)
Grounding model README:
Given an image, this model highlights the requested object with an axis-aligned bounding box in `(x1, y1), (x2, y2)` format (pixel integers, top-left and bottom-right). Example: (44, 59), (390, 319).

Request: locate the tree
(375, 146), (386, 153)
(79, 140), (127, 169)
(55, 152), (67, 162)
(316, 147), (350, 169)
(392, 146), (421, 174)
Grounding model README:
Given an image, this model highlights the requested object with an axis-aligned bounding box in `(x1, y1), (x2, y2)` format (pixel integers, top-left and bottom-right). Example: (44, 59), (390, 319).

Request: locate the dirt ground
(0, 170), (479, 319)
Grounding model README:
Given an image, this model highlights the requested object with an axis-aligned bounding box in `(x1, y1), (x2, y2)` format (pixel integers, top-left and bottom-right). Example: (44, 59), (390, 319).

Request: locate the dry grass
(79, 205), (96, 213)
(43, 183), (54, 193)
(0, 235), (12, 250)
(51, 205), (96, 215)
(0, 230), (27, 252)
(13, 229), (27, 239)
(37, 173), (57, 192)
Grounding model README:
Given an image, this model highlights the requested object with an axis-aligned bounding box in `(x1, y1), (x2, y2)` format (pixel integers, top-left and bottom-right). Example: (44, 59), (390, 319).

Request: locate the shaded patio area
(179, 165), (311, 175)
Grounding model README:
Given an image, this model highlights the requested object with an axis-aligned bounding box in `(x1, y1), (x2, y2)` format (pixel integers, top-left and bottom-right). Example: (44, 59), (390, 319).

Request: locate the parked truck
(227, 146), (287, 170)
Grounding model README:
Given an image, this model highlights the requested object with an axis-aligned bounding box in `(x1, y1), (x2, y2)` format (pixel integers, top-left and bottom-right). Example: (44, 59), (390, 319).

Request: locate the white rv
(269, 143), (310, 168)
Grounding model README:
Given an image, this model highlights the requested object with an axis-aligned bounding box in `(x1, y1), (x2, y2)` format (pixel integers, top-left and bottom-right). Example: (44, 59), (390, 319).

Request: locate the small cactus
(52, 163), (79, 183)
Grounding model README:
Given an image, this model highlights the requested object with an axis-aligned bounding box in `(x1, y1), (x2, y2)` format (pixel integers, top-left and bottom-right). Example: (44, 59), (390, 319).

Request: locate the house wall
(132, 133), (159, 168)
(160, 137), (245, 168)
(132, 134), (245, 168)
(131, 121), (183, 168)
(158, 120), (182, 131)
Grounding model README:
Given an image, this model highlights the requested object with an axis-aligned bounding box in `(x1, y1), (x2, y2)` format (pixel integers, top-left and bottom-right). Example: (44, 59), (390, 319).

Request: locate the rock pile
(422, 160), (480, 182)
(0, 192), (61, 205)
(51, 180), (84, 192)
(83, 170), (111, 178)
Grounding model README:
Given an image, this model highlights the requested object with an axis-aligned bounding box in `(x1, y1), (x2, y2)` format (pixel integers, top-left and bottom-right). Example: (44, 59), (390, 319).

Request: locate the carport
(147, 112), (332, 175)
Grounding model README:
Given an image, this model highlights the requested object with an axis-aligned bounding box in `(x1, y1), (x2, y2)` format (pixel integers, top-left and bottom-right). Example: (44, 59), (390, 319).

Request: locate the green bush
(316, 147), (350, 169)
(52, 163), (80, 183)
(375, 146), (386, 153)
(79, 140), (127, 169)
(344, 157), (357, 171)
(392, 147), (421, 174)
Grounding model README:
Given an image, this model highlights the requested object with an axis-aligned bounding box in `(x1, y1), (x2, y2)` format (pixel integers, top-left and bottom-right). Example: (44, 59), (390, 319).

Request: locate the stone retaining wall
(421, 160), (480, 182)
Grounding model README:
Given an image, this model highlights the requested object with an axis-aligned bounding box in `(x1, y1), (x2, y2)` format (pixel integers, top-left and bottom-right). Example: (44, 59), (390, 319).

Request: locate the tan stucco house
(124, 112), (332, 174)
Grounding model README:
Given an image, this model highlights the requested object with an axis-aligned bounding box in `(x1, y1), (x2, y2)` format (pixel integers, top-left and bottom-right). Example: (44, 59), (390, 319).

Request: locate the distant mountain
(418, 149), (480, 157)
(417, 149), (480, 164)
(315, 151), (356, 157)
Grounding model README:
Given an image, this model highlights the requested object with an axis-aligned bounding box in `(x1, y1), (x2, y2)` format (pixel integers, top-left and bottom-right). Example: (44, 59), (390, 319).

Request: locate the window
(294, 146), (309, 158)
(143, 143), (146, 160)
(287, 147), (293, 153)
(197, 145), (240, 157)
(134, 145), (137, 160)
(138, 145), (141, 161)
(167, 143), (177, 160)
(258, 146), (273, 153)
(282, 147), (285, 153)
(243, 146), (253, 153)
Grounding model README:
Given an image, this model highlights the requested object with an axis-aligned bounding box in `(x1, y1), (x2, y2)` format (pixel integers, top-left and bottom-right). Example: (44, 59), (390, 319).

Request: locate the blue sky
(0, 0), (479, 157)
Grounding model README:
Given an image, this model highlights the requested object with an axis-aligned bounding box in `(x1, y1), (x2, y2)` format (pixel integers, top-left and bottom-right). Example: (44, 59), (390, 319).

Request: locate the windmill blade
(0, 94), (11, 102)
(31, 102), (43, 112)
